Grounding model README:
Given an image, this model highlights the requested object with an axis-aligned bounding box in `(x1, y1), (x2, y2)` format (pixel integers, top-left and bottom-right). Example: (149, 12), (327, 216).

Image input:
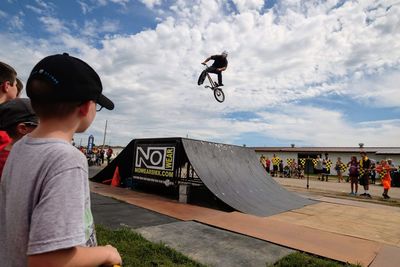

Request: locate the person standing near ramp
(271, 154), (280, 177)
(359, 152), (371, 198)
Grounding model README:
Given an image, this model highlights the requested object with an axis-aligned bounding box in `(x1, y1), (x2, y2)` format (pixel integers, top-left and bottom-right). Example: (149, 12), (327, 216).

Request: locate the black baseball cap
(0, 98), (38, 130)
(26, 53), (114, 110)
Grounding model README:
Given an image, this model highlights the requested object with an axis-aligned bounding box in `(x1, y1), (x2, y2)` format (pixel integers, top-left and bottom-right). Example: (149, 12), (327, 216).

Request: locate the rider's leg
(207, 67), (222, 86)
(217, 72), (223, 86)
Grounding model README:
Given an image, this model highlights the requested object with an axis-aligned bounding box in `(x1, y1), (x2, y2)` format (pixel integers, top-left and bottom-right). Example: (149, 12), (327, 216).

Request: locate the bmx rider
(201, 51), (228, 86)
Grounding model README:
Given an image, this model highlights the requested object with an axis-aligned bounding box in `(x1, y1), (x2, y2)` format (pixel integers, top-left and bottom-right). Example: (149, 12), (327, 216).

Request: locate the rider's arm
(202, 57), (211, 64)
(218, 66), (227, 72)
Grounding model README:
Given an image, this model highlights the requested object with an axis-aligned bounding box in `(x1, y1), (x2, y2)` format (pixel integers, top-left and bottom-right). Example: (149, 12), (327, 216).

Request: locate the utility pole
(102, 120), (108, 150)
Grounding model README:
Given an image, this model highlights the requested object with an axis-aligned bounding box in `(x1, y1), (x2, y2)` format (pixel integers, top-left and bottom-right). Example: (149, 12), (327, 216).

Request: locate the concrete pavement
(91, 191), (294, 267)
(90, 167), (400, 266)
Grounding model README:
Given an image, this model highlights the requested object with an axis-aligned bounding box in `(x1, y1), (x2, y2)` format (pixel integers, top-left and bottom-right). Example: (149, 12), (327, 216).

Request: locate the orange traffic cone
(111, 166), (121, 187)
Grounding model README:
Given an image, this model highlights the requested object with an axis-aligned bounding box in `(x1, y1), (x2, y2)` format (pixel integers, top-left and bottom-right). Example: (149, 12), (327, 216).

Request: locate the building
(253, 145), (400, 174)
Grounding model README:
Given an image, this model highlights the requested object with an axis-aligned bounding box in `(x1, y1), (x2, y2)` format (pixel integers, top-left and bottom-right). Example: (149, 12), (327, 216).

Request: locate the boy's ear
(78, 101), (92, 116)
(16, 123), (29, 135)
(0, 81), (7, 93)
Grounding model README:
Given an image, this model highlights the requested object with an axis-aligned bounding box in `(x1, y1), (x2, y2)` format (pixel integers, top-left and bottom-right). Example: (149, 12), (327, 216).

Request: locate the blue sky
(1, 0), (399, 147)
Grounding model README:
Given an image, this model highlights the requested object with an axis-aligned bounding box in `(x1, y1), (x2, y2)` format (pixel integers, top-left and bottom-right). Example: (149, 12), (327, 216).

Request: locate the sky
(1, 0), (399, 147)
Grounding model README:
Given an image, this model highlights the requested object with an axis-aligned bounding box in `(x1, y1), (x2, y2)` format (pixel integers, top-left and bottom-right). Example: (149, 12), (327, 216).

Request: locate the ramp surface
(182, 139), (315, 216)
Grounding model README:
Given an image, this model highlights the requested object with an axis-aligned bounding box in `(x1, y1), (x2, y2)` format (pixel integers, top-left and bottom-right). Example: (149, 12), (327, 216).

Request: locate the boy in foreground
(0, 53), (121, 266)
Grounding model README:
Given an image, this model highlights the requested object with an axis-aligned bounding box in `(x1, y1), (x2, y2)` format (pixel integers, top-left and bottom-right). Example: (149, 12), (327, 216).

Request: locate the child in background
(376, 160), (396, 199)
(0, 62), (23, 151)
(0, 98), (38, 177)
(347, 156), (359, 196)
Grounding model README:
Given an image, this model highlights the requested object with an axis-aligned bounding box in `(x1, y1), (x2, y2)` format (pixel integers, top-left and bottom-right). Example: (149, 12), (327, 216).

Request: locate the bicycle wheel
(213, 88), (225, 103)
(197, 70), (207, 85)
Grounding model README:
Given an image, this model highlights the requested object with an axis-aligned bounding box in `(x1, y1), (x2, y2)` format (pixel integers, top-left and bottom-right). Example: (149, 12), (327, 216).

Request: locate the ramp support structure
(179, 183), (190, 203)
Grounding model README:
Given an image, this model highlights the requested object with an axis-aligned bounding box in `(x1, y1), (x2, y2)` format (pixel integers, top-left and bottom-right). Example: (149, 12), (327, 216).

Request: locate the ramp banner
(134, 144), (176, 179)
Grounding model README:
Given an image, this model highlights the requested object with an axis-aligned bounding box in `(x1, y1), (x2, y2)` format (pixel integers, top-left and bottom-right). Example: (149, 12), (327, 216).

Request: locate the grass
(268, 252), (361, 267)
(97, 225), (363, 267)
(96, 224), (206, 267)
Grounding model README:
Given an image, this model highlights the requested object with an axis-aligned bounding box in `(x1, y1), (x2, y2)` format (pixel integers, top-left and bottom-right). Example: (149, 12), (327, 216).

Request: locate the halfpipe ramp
(91, 138), (315, 216)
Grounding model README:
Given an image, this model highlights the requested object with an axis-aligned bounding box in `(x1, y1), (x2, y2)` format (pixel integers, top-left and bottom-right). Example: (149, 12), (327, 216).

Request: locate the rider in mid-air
(201, 51), (228, 86)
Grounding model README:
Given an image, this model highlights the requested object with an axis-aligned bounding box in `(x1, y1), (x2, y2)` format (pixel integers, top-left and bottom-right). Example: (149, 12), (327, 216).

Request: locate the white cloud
(2, 0), (400, 147)
(32, 0), (56, 15)
(351, 71), (400, 108)
(81, 19), (120, 38)
(77, 1), (91, 15)
(38, 16), (68, 34)
(9, 15), (24, 30)
(231, 0), (264, 12)
(26, 5), (43, 14)
(78, 0), (130, 14)
(139, 0), (162, 9)
(255, 106), (400, 147)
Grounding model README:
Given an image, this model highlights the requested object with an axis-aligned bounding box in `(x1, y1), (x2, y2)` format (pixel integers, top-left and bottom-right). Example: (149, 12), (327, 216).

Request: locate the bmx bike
(197, 63), (225, 103)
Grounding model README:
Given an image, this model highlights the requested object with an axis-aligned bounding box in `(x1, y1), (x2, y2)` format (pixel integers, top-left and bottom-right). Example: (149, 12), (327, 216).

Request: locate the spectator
(315, 155), (323, 180)
(100, 148), (105, 164)
(297, 163), (305, 179)
(321, 153), (331, 182)
(279, 160), (284, 177)
(260, 154), (266, 168)
(370, 161), (376, 184)
(265, 157), (271, 173)
(289, 160), (297, 178)
(96, 150), (102, 166)
(0, 61), (20, 103)
(335, 157), (344, 183)
(387, 159), (396, 178)
(359, 152), (371, 198)
(0, 62), (20, 151)
(0, 53), (121, 266)
(283, 164), (290, 177)
(272, 154), (279, 177)
(106, 147), (113, 164)
(0, 98), (38, 178)
(376, 160), (396, 199)
(387, 158), (395, 168)
(347, 156), (359, 196)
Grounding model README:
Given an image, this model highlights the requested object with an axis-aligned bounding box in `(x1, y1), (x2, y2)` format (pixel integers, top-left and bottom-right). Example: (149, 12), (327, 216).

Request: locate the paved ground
(91, 193), (178, 229)
(90, 167), (400, 266)
(137, 221), (294, 267)
(91, 191), (294, 267)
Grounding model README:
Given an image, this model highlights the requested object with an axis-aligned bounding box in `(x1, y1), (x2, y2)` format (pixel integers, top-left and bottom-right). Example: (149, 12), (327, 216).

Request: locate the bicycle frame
(199, 63), (225, 103)
(202, 64), (218, 89)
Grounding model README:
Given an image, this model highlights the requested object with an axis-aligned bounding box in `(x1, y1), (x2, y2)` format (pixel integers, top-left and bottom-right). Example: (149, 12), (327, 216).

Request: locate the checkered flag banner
(340, 163), (347, 172)
(272, 157), (280, 165)
(358, 161), (367, 177)
(378, 169), (387, 179)
(312, 159), (318, 167)
(299, 158), (306, 167)
(326, 160), (332, 171)
(287, 158), (294, 166)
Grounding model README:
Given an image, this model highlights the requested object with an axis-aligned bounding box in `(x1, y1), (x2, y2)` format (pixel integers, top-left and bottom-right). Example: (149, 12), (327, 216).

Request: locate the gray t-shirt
(315, 158), (323, 170)
(0, 135), (96, 266)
